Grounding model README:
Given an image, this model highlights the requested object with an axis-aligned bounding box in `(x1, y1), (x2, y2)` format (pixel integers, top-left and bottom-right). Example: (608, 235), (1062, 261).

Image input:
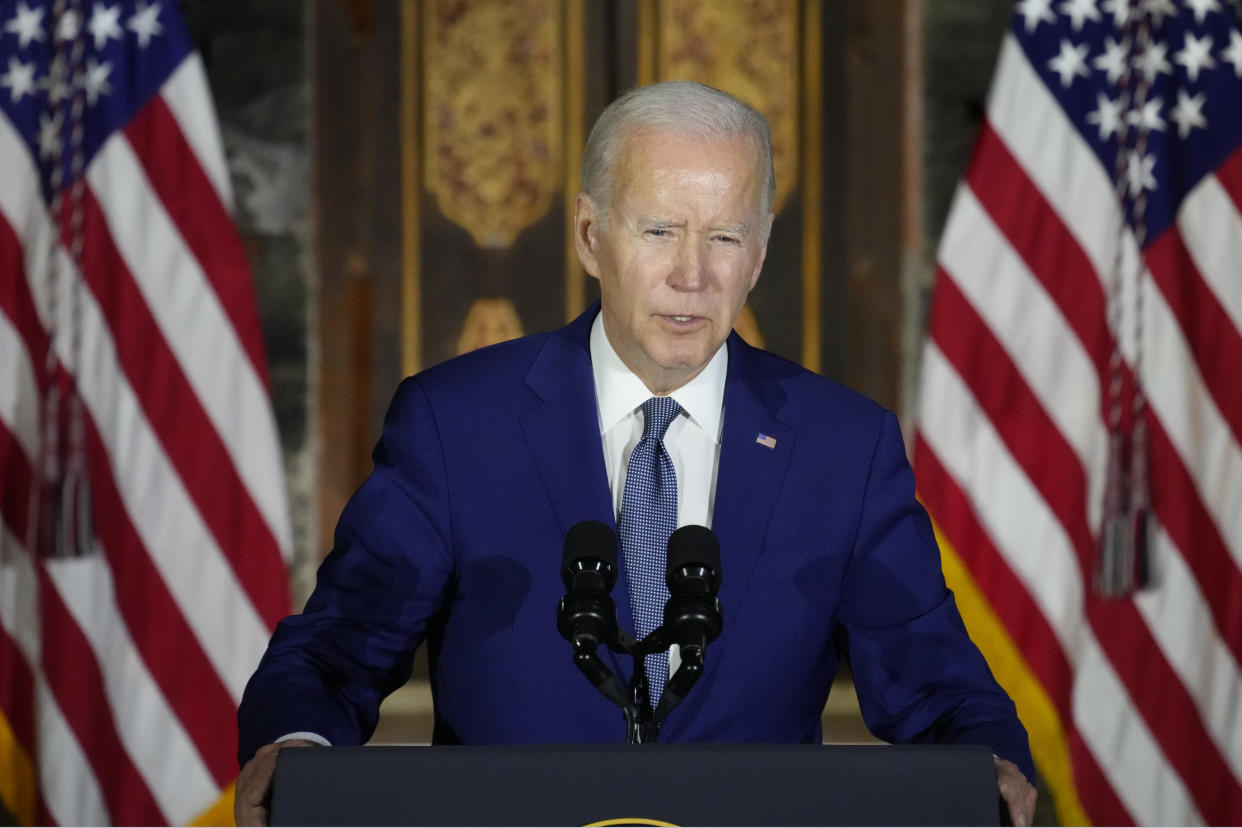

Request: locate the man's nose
(669, 240), (706, 291)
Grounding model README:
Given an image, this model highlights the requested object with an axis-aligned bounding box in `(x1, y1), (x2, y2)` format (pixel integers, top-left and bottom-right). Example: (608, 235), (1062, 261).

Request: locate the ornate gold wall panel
(649, 0), (801, 215)
(422, 0), (563, 249)
(400, 1), (823, 373)
(455, 297), (526, 355)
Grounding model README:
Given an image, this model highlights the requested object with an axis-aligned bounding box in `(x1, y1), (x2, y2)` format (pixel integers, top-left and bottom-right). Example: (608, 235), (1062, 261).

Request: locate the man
(236, 81), (1037, 825)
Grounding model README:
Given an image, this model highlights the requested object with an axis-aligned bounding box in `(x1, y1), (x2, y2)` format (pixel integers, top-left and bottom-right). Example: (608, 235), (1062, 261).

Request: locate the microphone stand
(615, 628), (646, 744)
(563, 620), (710, 743)
(627, 625), (708, 743)
(628, 658), (650, 744)
(558, 578), (715, 742)
(564, 623), (651, 744)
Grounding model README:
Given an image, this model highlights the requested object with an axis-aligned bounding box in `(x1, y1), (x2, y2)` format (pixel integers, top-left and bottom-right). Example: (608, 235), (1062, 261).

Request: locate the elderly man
(236, 80), (1037, 826)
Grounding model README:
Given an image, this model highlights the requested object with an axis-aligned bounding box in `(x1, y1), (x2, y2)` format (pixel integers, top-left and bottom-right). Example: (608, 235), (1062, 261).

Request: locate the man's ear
(574, 192), (602, 280)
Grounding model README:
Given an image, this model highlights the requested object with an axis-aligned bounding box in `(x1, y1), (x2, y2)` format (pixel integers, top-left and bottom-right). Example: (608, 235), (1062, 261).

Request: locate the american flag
(915, 0), (1242, 823)
(0, 1), (291, 824)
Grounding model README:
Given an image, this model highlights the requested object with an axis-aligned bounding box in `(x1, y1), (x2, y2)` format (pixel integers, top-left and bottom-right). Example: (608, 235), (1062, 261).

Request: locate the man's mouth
(659, 313), (706, 328)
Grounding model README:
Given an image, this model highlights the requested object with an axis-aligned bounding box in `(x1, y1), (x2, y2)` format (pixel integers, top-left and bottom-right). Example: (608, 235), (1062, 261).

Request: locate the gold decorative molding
(638, 0), (658, 86)
(564, 0), (586, 322)
(801, 0), (822, 373)
(455, 297), (526, 355)
(653, 0), (800, 215)
(400, 0), (421, 376)
(423, 0), (563, 249)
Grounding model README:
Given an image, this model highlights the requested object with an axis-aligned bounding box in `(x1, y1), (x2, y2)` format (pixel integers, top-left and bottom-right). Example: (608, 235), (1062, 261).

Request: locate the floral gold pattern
(424, 0), (563, 248)
(656, 0), (800, 214)
(456, 297), (526, 354)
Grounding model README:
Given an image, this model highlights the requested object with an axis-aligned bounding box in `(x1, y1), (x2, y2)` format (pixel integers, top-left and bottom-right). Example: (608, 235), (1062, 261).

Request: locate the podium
(269, 743), (1001, 826)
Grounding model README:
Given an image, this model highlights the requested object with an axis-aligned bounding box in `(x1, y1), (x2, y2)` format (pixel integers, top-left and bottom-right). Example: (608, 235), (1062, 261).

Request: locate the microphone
(557, 520), (619, 650)
(557, 521), (631, 715)
(663, 524), (723, 666)
(652, 525), (723, 723)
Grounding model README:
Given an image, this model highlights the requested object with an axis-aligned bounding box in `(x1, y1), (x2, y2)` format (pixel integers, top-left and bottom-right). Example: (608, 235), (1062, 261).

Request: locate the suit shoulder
(744, 344), (890, 425)
(406, 331), (558, 396)
(387, 324), (593, 425)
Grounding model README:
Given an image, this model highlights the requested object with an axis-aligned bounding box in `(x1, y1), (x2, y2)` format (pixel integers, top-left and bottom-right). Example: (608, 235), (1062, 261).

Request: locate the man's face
(574, 130), (771, 394)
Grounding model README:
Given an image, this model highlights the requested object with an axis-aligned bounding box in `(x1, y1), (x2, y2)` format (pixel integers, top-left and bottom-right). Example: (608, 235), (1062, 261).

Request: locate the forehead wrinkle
(611, 132), (764, 238)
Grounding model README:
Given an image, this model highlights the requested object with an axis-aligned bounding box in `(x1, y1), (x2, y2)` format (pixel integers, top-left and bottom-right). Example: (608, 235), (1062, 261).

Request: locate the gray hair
(579, 80), (776, 222)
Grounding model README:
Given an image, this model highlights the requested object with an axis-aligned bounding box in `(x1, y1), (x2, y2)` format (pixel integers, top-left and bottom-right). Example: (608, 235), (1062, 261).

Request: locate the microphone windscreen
(666, 524), (720, 572)
(562, 520), (618, 569)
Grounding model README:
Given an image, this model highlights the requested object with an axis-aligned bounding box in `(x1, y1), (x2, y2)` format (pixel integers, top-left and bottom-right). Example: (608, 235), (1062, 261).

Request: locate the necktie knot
(640, 396), (682, 443)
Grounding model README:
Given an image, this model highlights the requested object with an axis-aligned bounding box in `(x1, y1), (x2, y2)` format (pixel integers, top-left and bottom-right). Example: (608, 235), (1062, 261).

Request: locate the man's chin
(646, 349), (719, 384)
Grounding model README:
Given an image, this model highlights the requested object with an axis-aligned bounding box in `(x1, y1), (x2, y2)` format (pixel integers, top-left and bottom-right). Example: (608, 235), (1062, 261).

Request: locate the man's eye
(645, 228), (671, 237)
(714, 235), (741, 244)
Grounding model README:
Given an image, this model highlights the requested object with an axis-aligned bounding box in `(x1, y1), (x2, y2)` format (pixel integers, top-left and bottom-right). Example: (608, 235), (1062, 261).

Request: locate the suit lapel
(518, 309), (633, 631)
(520, 306), (644, 670)
(519, 308), (616, 541)
(712, 334), (793, 615)
(667, 334), (793, 725)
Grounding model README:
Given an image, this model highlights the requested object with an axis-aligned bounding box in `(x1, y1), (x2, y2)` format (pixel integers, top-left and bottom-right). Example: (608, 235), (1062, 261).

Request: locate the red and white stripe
(916, 33), (1242, 826)
(0, 46), (290, 826)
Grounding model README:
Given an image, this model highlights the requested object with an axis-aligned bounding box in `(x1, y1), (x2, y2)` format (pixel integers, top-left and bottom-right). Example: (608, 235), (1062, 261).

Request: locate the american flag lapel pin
(755, 433), (777, 450)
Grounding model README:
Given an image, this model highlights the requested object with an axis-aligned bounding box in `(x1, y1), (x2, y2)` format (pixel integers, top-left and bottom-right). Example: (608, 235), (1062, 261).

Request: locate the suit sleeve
(839, 411), (1036, 783)
(237, 377), (455, 765)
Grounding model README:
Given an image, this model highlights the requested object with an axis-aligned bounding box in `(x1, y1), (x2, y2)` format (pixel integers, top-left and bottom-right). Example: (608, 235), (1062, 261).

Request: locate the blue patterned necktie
(619, 396), (682, 710)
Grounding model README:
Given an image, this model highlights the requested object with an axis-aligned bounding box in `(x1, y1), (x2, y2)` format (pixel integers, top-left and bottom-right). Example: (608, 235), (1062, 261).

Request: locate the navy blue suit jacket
(238, 306), (1034, 781)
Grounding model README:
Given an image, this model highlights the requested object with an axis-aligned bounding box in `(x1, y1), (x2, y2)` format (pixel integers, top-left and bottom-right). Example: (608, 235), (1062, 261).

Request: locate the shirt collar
(590, 311), (727, 442)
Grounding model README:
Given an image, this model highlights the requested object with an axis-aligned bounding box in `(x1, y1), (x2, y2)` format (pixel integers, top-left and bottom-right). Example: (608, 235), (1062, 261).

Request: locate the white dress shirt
(589, 313), (727, 531)
(590, 314), (727, 673)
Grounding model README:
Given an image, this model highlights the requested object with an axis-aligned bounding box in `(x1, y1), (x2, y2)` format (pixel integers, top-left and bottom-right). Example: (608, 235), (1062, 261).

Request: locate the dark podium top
(269, 743), (1001, 826)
